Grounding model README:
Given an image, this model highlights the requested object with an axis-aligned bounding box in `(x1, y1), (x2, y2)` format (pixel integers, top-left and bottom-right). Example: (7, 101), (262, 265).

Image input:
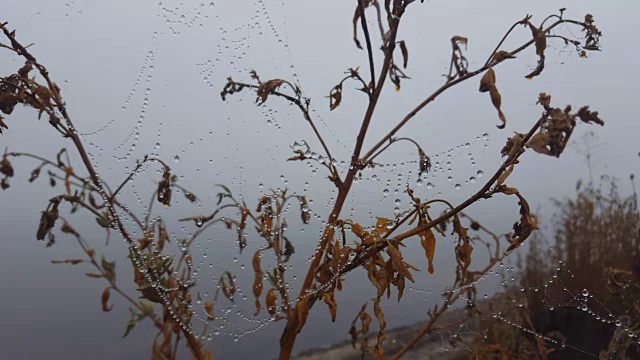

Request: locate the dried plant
(470, 178), (640, 358)
(0, 3), (607, 360)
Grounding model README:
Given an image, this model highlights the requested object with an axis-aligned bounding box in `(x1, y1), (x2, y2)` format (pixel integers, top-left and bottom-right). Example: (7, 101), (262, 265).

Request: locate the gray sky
(1, 0), (638, 359)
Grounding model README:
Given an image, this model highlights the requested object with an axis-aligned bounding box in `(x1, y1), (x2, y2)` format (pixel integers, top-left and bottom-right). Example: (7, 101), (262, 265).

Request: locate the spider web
(23, 1), (635, 359)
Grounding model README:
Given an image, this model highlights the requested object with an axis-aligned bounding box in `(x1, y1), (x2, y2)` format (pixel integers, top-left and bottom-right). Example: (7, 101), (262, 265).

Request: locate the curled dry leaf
(299, 196), (310, 224)
(496, 164), (515, 187)
(256, 79), (285, 105)
(456, 241), (473, 272)
(101, 287), (112, 312)
(386, 241), (415, 282)
(238, 207), (249, 251)
(525, 23), (547, 79)
(51, 259), (84, 265)
(0, 155), (14, 177)
(322, 291), (337, 322)
(505, 191), (539, 253)
(479, 68), (506, 129)
(372, 298), (386, 360)
(399, 40), (409, 68)
(419, 228), (436, 274)
(351, 223), (373, 246)
(526, 131), (552, 155)
(492, 50), (516, 63)
(60, 221), (79, 237)
(28, 166), (41, 182)
(37, 207), (58, 241)
(157, 171), (172, 207)
(252, 250), (264, 316)
(418, 148), (431, 177)
(204, 301), (215, 320)
(220, 271), (236, 301)
(329, 83), (342, 111)
(266, 288), (278, 317)
(451, 35), (468, 48)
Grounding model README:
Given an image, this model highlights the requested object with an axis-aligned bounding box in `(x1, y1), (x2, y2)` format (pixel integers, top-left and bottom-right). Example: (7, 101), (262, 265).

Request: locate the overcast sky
(1, 1), (638, 359)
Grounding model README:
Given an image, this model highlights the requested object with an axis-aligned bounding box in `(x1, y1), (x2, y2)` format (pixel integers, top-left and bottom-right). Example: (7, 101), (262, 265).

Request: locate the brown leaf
(351, 223), (373, 246)
(51, 259), (84, 265)
(204, 301), (215, 320)
(238, 207), (249, 251)
(36, 208), (58, 240)
(260, 212), (273, 236)
(60, 221), (79, 237)
(386, 241), (415, 282)
(419, 228), (436, 274)
(530, 23), (547, 58)
(457, 241), (473, 272)
(329, 84), (342, 111)
(479, 68), (496, 93)
(496, 164), (515, 187)
(220, 271), (236, 301)
(0, 155), (14, 178)
(399, 40), (409, 68)
(266, 288), (278, 317)
(322, 291), (337, 322)
(299, 196), (310, 224)
(492, 50), (516, 63)
(451, 36), (468, 48)
(525, 23), (547, 79)
(85, 273), (104, 278)
(372, 298), (386, 360)
(101, 287), (112, 312)
(252, 251), (264, 316)
(526, 131), (552, 155)
(256, 79), (285, 105)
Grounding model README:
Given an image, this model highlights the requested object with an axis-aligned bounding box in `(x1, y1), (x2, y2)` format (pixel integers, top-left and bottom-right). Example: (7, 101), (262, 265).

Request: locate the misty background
(1, 0), (638, 359)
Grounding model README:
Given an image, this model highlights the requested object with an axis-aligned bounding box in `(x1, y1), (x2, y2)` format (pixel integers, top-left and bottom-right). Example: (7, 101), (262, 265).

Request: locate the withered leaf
(351, 223), (373, 246)
(457, 241), (473, 272)
(266, 288), (278, 317)
(386, 241), (415, 282)
(28, 166), (41, 182)
(51, 259), (84, 265)
(101, 287), (113, 312)
(505, 192), (538, 253)
(256, 79), (285, 105)
(451, 35), (468, 48)
(372, 298), (386, 360)
(329, 84), (342, 111)
(525, 23), (547, 79)
(526, 132), (552, 155)
(322, 291), (337, 322)
(85, 273), (104, 278)
(419, 228), (436, 274)
(492, 50), (516, 63)
(399, 40), (409, 68)
(530, 23), (547, 58)
(60, 221), (79, 237)
(496, 164), (515, 187)
(299, 196), (310, 224)
(220, 271), (236, 301)
(479, 68), (506, 128)
(252, 250), (264, 316)
(0, 156), (14, 177)
(418, 148), (431, 177)
(204, 301), (215, 320)
(37, 208), (58, 241)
